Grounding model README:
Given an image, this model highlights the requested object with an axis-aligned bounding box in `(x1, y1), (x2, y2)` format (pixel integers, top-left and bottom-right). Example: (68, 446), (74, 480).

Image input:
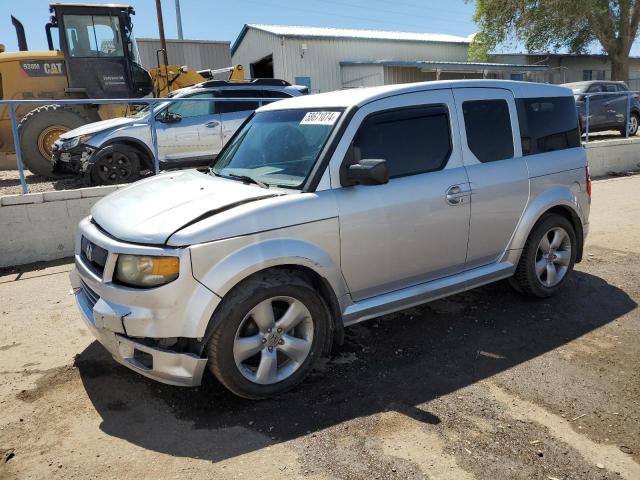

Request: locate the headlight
(63, 134), (93, 150)
(115, 255), (180, 287)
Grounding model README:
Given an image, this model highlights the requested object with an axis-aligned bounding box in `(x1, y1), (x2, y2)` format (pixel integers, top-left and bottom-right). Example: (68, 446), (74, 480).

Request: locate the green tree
(469, 0), (640, 82)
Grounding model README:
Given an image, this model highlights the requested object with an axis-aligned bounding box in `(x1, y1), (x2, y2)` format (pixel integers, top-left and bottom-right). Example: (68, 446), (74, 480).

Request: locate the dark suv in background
(564, 81), (640, 136)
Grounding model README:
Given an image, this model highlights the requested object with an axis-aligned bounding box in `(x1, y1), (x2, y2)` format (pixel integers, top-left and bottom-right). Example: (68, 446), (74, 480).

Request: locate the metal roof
(259, 80), (573, 112)
(340, 60), (549, 72)
(232, 24), (472, 54)
(49, 3), (132, 9)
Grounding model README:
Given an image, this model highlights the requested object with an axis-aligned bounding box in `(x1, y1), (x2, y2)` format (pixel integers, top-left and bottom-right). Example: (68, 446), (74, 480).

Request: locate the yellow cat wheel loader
(0, 3), (243, 177)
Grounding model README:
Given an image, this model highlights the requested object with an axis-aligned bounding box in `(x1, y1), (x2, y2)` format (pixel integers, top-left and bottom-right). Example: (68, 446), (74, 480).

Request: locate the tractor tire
(18, 105), (93, 177)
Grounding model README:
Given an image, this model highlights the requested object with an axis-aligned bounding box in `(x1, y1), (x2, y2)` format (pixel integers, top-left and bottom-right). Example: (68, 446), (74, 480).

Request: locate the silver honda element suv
(71, 80), (590, 399)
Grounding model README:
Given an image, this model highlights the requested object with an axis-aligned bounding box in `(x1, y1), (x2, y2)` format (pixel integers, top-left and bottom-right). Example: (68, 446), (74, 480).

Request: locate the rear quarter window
(461, 99), (514, 163)
(516, 97), (581, 155)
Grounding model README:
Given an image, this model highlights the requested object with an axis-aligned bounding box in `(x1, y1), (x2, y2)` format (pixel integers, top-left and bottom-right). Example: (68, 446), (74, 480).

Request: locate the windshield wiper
(225, 173), (269, 189)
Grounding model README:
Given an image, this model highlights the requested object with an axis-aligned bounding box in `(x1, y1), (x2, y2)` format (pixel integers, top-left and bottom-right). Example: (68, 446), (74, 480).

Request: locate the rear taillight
(586, 165), (592, 198)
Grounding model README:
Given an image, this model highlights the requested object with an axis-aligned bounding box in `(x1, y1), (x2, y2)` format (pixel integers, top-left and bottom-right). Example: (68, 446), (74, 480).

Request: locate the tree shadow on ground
(75, 270), (636, 462)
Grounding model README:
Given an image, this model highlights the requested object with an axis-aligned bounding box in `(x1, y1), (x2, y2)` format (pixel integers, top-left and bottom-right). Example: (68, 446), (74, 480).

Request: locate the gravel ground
(0, 177), (638, 480)
(0, 170), (88, 195)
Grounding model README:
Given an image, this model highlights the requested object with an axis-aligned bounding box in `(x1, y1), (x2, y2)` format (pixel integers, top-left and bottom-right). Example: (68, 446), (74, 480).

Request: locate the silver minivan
(71, 80), (590, 399)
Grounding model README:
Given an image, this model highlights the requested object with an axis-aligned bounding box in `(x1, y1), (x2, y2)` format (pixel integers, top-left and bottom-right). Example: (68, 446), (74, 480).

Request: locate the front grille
(81, 281), (100, 310)
(80, 236), (108, 275)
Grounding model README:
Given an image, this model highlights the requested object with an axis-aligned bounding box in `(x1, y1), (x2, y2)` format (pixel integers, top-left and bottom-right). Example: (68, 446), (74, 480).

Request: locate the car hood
(91, 170), (280, 244)
(59, 116), (138, 140)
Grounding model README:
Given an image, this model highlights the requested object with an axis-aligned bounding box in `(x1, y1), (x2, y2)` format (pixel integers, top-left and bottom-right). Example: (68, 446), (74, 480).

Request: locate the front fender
(189, 221), (347, 301)
(504, 185), (585, 264)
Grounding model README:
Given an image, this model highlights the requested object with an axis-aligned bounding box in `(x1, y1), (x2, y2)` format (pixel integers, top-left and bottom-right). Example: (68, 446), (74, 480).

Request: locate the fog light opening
(133, 349), (153, 370)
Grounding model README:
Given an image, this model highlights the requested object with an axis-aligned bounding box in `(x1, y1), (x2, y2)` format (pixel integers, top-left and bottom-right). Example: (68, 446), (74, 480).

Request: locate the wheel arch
(98, 136), (154, 170)
(191, 238), (348, 353)
(508, 188), (586, 265)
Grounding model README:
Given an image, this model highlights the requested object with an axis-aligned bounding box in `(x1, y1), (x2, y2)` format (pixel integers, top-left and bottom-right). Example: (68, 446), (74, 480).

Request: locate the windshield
(211, 109), (343, 188)
(128, 91), (184, 118)
(570, 84), (589, 95)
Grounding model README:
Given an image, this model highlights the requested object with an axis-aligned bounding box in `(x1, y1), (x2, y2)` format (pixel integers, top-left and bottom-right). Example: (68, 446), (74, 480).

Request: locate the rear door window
(215, 101), (260, 114)
(461, 100), (514, 163)
(516, 97), (581, 155)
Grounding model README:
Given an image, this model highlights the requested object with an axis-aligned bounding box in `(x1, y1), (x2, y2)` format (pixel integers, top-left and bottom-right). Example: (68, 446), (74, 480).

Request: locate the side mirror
(158, 111), (182, 124)
(344, 159), (389, 186)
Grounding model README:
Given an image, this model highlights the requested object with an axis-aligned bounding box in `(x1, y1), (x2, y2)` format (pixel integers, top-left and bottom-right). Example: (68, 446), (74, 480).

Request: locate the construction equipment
(0, 3), (245, 177)
(151, 64), (245, 97)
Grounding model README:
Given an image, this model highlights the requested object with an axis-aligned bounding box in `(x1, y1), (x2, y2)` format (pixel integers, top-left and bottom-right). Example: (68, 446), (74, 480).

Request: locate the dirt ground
(0, 176), (639, 480)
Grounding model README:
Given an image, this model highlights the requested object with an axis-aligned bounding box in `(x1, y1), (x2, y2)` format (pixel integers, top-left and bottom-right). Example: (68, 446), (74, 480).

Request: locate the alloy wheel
(535, 227), (572, 287)
(95, 152), (135, 183)
(233, 296), (314, 385)
(629, 115), (639, 135)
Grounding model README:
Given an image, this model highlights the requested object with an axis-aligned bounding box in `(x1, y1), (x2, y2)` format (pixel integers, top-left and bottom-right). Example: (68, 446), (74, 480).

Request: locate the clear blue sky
(0, 0), (478, 51)
(1, 0), (635, 55)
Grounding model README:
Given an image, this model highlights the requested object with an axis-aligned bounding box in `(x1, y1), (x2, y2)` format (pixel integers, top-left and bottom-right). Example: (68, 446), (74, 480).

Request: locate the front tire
(511, 214), (577, 298)
(89, 144), (141, 185)
(206, 270), (331, 399)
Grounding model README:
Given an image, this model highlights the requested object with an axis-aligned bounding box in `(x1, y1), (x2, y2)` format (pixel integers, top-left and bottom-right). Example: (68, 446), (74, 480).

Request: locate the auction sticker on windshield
(300, 111), (341, 125)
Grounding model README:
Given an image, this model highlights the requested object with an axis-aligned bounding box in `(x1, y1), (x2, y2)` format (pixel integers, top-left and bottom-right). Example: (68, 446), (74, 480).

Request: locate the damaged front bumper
(70, 217), (220, 387)
(52, 143), (97, 174)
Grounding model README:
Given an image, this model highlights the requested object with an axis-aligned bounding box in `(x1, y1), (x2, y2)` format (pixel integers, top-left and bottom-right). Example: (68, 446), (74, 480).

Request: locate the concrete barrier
(585, 137), (640, 177)
(0, 185), (123, 268)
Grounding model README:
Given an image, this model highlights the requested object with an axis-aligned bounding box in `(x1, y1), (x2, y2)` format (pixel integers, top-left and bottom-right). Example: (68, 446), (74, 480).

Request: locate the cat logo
(43, 62), (64, 75)
(20, 61), (66, 77)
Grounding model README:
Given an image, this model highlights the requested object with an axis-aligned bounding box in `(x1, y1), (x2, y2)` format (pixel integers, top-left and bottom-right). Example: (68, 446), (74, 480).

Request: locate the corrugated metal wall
(383, 67), (436, 84)
(137, 38), (231, 71)
(341, 64), (384, 88)
(232, 28), (469, 92)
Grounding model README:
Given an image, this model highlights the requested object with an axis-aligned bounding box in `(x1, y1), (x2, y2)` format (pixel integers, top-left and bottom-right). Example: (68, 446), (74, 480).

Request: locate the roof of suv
(563, 80), (627, 87)
(170, 80), (306, 98)
(259, 80), (573, 111)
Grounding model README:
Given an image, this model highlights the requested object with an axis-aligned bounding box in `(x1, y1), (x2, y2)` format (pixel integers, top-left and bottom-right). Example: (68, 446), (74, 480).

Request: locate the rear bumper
(71, 269), (208, 387)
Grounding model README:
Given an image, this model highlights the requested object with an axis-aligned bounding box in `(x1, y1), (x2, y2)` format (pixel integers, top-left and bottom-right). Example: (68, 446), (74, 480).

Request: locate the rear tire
(89, 144), (141, 185)
(511, 214), (577, 298)
(18, 105), (93, 177)
(206, 270), (331, 399)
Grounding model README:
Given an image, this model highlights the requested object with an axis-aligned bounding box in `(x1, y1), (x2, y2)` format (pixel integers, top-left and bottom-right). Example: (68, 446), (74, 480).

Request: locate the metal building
(492, 53), (640, 88)
(136, 38), (231, 71)
(230, 24), (547, 92)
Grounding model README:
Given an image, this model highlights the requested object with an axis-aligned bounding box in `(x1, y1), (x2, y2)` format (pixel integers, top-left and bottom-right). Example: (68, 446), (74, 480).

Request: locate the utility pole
(175, 0), (184, 40)
(155, 0), (169, 66)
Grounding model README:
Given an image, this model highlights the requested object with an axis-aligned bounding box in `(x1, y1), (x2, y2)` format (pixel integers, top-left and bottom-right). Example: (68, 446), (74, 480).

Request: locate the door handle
(205, 121), (220, 128)
(445, 185), (471, 205)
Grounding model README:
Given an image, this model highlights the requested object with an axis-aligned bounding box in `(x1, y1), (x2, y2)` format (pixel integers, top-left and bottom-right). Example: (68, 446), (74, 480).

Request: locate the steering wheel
(264, 126), (308, 167)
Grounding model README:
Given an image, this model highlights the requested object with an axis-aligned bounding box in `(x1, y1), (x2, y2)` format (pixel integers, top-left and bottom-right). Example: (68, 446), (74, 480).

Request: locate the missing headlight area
(52, 145), (96, 174)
